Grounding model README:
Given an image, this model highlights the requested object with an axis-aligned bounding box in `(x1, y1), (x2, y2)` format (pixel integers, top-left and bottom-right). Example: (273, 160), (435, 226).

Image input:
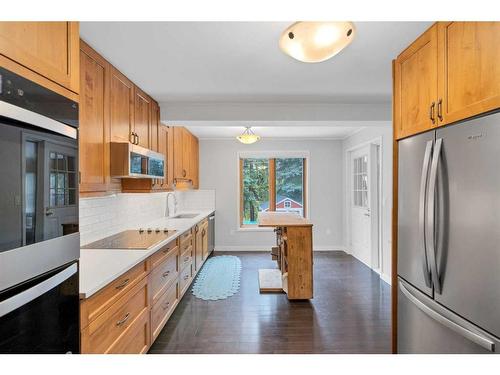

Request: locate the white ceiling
(186, 125), (361, 140)
(80, 21), (431, 139)
(80, 21), (431, 103)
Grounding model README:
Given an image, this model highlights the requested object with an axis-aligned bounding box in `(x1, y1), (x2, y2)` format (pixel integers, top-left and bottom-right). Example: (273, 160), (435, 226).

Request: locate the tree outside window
(240, 157), (306, 226)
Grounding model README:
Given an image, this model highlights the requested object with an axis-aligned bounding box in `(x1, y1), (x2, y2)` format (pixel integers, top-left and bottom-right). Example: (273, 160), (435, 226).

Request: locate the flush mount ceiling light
(279, 21), (356, 63)
(237, 127), (261, 144)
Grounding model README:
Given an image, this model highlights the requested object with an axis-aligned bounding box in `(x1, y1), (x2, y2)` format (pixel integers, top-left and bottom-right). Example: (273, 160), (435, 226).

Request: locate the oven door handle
(0, 263), (77, 318)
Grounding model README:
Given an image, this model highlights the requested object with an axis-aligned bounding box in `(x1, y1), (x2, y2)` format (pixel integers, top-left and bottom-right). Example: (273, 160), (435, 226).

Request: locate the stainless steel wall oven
(0, 67), (80, 353)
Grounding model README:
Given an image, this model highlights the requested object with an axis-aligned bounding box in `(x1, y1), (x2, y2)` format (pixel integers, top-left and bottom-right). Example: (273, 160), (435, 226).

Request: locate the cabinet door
(437, 22), (500, 125)
(110, 67), (134, 143)
(201, 222), (209, 260)
(157, 125), (169, 190)
(150, 101), (159, 152)
(173, 127), (185, 181)
(394, 24), (438, 139)
(182, 128), (192, 180)
(133, 87), (151, 149)
(79, 41), (110, 194)
(194, 225), (203, 272)
(191, 133), (199, 189)
(166, 126), (174, 189)
(0, 22), (79, 94)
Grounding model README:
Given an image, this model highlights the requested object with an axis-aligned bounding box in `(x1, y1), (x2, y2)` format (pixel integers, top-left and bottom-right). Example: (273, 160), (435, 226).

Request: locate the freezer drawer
(398, 130), (434, 297)
(398, 278), (499, 354)
(434, 111), (500, 338)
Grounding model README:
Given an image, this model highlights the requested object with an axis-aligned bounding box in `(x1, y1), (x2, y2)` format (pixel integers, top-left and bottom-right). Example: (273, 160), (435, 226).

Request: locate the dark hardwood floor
(149, 251), (391, 354)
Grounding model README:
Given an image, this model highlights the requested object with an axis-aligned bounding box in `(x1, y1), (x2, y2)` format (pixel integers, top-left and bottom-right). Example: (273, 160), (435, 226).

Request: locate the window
(352, 155), (368, 208)
(49, 151), (77, 207)
(240, 156), (306, 227)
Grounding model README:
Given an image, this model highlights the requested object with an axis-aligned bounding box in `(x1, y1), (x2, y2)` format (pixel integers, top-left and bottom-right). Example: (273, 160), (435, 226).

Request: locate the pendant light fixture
(236, 127), (261, 144)
(279, 22), (355, 63)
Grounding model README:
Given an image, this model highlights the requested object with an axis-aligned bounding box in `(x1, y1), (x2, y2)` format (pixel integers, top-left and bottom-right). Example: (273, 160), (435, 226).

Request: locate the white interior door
(350, 145), (378, 268)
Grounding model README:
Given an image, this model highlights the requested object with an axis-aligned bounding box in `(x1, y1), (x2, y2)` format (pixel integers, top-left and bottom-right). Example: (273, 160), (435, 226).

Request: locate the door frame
(345, 137), (383, 274)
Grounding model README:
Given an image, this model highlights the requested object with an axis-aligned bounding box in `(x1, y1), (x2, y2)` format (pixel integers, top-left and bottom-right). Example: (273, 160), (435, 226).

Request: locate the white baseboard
(214, 245), (346, 252)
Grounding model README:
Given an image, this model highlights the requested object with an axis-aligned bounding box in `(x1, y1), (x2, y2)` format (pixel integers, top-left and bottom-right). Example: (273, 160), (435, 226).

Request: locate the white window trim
(236, 150), (311, 231)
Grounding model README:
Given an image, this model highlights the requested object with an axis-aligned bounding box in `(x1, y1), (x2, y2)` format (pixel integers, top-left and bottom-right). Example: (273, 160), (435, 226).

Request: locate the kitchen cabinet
(133, 86), (152, 149)
(394, 22), (500, 140)
(173, 127), (199, 188)
(394, 24), (438, 140)
(80, 219), (211, 353)
(0, 22), (79, 99)
(79, 41), (121, 196)
(437, 22), (500, 125)
(110, 66), (135, 144)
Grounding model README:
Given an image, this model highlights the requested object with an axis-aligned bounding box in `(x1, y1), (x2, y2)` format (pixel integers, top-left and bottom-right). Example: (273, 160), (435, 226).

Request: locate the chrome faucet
(165, 192), (177, 217)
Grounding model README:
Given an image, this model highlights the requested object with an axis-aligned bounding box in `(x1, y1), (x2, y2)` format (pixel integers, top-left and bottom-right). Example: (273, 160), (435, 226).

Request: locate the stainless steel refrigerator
(398, 111), (500, 353)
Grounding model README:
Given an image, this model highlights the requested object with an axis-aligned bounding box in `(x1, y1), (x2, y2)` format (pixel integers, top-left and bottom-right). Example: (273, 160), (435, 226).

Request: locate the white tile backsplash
(79, 189), (215, 245)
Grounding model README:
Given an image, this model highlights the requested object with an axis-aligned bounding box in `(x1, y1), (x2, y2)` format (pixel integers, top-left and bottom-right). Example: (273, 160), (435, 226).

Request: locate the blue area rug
(192, 255), (241, 300)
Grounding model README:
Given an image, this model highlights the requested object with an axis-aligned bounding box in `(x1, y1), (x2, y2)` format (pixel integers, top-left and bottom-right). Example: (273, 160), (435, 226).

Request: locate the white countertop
(79, 210), (214, 299)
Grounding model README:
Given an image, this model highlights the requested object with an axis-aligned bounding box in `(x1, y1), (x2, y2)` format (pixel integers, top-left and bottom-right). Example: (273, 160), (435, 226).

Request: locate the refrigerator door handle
(399, 280), (495, 352)
(419, 140), (434, 287)
(427, 138), (442, 294)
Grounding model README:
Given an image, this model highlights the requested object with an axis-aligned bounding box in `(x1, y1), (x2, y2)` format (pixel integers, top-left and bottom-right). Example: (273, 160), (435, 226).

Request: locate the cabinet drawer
(179, 262), (193, 297)
(81, 277), (149, 354)
(107, 308), (150, 354)
(149, 240), (178, 270)
(151, 281), (179, 341)
(179, 229), (192, 244)
(81, 261), (147, 328)
(180, 245), (193, 272)
(150, 249), (178, 305)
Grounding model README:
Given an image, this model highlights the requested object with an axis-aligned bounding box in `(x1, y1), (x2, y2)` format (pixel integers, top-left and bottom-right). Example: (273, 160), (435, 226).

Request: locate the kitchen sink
(171, 213), (199, 219)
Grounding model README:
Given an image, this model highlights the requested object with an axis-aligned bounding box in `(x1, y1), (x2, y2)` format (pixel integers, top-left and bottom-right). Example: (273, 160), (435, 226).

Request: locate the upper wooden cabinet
(173, 127), (199, 188)
(110, 67), (135, 144)
(150, 100), (160, 152)
(0, 22), (79, 97)
(133, 87), (152, 149)
(394, 24), (438, 139)
(394, 22), (500, 139)
(79, 41), (120, 196)
(437, 22), (500, 125)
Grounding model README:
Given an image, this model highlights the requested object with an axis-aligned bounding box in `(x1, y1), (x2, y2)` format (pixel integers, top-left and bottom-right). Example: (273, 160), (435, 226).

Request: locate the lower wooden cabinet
(151, 281), (179, 342)
(81, 276), (149, 354)
(80, 222), (209, 353)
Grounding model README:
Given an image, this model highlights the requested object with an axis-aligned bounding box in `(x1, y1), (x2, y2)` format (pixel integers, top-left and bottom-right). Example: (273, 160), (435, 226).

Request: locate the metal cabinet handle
(399, 280), (495, 352)
(162, 302), (170, 311)
(427, 138), (442, 294)
(135, 133), (139, 145)
(429, 102), (436, 124)
(437, 98), (443, 122)
(184, 257), (190, 262)
(419, 140), (434, 287)
(202, 229), (206, 236)
(183, 275), (189, 280)
(162, 271), (170, 278)
(116, 312), (131, 326)
(115, 278), (130, 290)
(130, 132), (135, 143)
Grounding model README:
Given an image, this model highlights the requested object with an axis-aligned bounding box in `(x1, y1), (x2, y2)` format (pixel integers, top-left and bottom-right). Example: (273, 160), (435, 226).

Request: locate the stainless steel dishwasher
(208, 213), (215, 255)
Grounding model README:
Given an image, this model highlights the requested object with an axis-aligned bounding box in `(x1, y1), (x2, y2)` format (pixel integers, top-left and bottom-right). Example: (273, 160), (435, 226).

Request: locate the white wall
(199, 139), (344, 251)
(341, 126), (393, 284)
